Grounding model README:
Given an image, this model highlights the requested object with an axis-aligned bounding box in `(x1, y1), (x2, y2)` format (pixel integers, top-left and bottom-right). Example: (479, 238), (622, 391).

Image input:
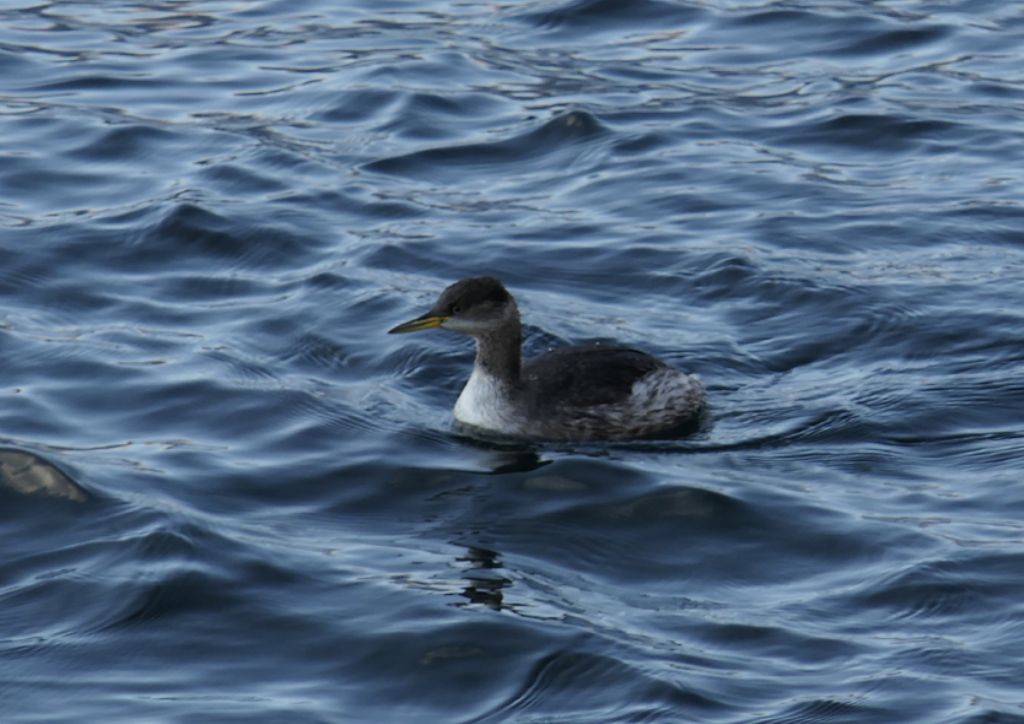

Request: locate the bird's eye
(450, 303), (462, 315)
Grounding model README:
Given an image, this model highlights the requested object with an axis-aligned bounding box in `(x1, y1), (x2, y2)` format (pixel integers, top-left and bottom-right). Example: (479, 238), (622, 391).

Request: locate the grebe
(388, 277), (704, 441)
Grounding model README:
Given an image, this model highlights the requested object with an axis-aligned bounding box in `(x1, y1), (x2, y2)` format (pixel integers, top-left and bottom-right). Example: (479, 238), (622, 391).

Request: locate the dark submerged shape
(389, 277), (705, 441)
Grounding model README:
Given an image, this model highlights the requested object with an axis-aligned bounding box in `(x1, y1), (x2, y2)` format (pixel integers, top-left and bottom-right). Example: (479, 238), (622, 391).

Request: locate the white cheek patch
(442, 317), (484, 335)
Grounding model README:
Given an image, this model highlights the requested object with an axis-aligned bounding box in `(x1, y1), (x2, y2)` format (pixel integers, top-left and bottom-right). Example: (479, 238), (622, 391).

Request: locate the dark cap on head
(434, 276), (512, 315)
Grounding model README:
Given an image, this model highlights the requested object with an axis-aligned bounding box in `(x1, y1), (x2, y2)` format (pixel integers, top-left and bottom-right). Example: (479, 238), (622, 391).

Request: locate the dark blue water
(3, 1), (1024, 721)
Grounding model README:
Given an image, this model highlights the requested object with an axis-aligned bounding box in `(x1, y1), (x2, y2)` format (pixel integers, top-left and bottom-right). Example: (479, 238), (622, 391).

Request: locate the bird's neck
(472, 320), (522, 387)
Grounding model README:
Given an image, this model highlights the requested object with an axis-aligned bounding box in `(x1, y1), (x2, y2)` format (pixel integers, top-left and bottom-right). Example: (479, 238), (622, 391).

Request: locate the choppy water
(2, 1), (1024, 721)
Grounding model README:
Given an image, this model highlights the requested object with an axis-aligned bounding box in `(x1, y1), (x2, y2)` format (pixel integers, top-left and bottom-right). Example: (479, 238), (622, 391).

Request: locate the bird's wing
(522, 346), (663, 408)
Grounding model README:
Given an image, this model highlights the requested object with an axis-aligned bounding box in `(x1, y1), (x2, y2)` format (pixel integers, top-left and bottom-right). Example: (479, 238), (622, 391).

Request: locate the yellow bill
(388, 314), (447, 334)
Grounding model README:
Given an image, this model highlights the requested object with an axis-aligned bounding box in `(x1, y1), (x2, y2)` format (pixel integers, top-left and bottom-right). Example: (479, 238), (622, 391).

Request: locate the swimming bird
(388, 277), (705, 441)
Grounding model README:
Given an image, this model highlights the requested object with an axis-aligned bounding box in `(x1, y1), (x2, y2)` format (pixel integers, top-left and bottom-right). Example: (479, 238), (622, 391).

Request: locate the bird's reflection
(454, 545), (511, 611)
(454, 434), (552, 475)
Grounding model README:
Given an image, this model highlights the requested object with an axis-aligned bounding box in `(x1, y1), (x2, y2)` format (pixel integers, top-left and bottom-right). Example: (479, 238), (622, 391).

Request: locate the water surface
(2, 0), (1024, 721)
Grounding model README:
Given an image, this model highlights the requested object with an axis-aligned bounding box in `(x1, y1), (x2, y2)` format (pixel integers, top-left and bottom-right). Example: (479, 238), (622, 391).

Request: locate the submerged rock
(0, 448), (89, 502)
